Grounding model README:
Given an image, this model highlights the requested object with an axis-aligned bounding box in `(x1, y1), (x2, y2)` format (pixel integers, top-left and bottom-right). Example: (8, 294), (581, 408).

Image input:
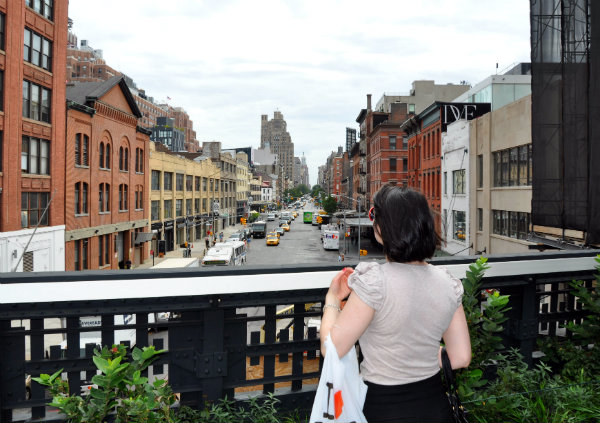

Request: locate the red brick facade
(64, 78), (150, 270)
(407, 107), (442, 229)
(0, 0), (68, 232)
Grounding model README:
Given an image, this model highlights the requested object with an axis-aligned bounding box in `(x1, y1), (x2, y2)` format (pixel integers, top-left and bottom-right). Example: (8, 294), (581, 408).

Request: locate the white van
(322, 229), (340, 250)
(220, 240), (247, 265)
(201, 245), (235, 266)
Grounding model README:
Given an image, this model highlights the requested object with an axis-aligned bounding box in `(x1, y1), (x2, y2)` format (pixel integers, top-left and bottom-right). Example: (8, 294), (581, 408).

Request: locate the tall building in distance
(260, 112), (295, 197)
(346, 127), (357, 152)
(0, 0), (69, 272)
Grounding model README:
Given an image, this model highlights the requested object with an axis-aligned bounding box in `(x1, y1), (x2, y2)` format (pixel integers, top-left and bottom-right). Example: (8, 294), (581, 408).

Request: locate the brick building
(66, 38), (120, 83)
(65, 76), (151, 270)
(405, 102), (491, 230)
(0, 0), (69, 272)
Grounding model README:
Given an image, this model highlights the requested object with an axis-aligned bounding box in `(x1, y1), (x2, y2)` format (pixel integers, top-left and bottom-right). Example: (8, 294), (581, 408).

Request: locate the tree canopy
(322, 195), (338, 215)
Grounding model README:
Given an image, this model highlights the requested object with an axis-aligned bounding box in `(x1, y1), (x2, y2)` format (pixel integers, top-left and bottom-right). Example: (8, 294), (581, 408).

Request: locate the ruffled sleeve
(439, 267), (464, 309)
(347, 262), (384, 311)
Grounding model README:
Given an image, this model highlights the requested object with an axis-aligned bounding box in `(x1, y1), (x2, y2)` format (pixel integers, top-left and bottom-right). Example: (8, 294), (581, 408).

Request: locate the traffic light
(360, 249), (368, 256)
(317, 216), (323, 224)
(241, 218), (247, 225)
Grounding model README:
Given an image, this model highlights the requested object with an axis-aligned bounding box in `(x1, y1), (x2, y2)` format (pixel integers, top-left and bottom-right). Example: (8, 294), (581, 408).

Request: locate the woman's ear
(373, 223), (383, 245)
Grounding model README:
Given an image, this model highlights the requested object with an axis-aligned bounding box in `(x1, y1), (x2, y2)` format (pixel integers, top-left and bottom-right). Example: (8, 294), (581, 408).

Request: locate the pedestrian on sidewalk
(219, 231), (224, 242)
(205, 236), (210, 249)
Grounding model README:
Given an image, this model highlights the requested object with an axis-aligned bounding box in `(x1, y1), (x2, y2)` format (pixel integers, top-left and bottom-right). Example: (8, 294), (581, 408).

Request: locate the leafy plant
(33, 344), (176, 423)
(455, 257), (511, 399)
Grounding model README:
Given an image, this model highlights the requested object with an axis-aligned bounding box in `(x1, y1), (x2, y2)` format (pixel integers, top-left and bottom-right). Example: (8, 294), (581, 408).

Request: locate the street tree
(322, 195), (338, 215)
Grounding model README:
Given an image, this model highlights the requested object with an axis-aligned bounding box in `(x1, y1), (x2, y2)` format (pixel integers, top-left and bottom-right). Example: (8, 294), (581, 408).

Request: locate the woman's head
(371, 185), (440, 262)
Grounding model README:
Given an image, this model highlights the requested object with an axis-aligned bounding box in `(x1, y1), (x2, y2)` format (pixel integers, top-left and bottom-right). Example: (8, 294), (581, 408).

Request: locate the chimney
(367, 94), (372, 111)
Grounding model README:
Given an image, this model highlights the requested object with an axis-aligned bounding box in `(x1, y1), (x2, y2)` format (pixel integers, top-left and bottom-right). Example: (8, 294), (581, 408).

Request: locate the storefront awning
(134, 232), (155, 244)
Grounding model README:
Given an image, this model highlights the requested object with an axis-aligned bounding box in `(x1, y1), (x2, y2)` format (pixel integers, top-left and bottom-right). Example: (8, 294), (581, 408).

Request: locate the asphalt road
(246, 206), (341, 265)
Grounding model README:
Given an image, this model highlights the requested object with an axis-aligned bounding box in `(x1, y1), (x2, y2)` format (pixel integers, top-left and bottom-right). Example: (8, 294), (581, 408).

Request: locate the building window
(453, 169), (466, 194)
(389, 135), (396, 150)
(74, 239), (88, 271)
(74, 182), (88, 215)
(22, 80), (51, 123)
(105, 144), (111, 169)
(194, 198), (200, 213)
(75, 134), (89, 167)
(151, 170), (161, 190)
(176, 173), (184, 191)
(164, 172), (173, 191)
(26, 0), (53, 20)
(203, 177), (207, 191)
(151, 200), (160, 221)
(119, 147), (129, 171)
(164, 200), (172, 218)
(0, 13), (5, 51)
(21, 192), (49, 228)
(118, 184), (128, 211)
(98, 234), (110, 267)
(477, 208), (483, 231)
(493, 145), (532, 187)
(202, 198), (207, 212)
(493, 210), (530, 239)
(443, 172), (447, 195)
(186, 199), (192, 215)
(21, 136), (50, 175)
(99, 183), (110, 212)
(135, 147), (144, 173)
(98, 142), (104, 168)
(0, 71), (4, 111)
(477, 155), (483, 188)
(389, 158), (397, 172)
(135, 186), (143, 210)
(195, 176), (200, 191)
(408, 104), (415, 114)
(24, 28), (52, 71)
(210, 179), (214, 191)
(453, 210), (466, 241)
(186, 175), (193, 191)
(175, 199), (182, 217)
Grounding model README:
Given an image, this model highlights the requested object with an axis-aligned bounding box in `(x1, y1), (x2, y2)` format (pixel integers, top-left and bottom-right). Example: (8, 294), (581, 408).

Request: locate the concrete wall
(469, 95), (533, 255)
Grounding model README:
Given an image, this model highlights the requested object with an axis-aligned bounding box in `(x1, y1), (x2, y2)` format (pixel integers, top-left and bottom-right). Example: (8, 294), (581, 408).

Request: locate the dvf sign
(440, 102), (491, 131)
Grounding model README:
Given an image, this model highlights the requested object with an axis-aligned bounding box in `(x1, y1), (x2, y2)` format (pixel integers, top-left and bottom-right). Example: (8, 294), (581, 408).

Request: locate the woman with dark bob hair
(320, 184), (471, 423)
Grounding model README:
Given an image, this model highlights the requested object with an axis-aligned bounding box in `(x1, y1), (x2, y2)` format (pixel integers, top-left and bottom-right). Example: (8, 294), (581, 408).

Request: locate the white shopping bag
(309, 335), (368, 423)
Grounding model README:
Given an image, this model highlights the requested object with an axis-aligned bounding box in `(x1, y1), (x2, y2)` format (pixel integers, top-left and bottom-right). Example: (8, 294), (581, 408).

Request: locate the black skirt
(363, 372), (453, 423)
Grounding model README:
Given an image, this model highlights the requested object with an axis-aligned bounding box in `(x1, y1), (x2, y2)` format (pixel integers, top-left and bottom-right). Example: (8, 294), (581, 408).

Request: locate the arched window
(124, 148), (129, 171)
(82, 135), (89, 166)
(105, 144), (111, 169)
(75, 134), (81, 166)
(119, 147), (123, 170)
(99, 142), (105, 168)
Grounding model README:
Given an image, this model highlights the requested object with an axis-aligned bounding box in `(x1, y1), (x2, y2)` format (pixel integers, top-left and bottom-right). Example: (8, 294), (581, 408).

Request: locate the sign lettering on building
(439, 102), (491, 131)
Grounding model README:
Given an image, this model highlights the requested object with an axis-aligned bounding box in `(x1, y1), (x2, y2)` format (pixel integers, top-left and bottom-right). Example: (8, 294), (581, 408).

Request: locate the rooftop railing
(0, 249), (597, 422)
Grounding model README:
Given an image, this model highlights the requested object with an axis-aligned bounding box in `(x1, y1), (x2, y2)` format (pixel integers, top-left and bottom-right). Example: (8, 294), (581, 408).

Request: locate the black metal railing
(0, 250), (597, 422)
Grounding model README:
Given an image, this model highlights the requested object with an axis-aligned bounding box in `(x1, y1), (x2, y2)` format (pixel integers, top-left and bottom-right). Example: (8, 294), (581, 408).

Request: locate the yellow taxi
(266, 234), (280, 246)
(292, 211), (298, 218)
(282, 223), (290, 232)
(268, 230), (280, 239)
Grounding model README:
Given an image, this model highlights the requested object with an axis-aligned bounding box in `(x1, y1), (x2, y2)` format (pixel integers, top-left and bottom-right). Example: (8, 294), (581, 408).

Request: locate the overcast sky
(69, 0), (531, 185)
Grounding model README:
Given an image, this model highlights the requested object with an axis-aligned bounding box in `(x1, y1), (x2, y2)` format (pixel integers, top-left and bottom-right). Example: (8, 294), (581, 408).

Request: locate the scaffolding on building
(530, 0), (600, 246)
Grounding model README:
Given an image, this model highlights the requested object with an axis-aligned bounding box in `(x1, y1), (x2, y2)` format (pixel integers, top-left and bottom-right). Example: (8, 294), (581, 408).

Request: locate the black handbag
(441, 348), (469, 423)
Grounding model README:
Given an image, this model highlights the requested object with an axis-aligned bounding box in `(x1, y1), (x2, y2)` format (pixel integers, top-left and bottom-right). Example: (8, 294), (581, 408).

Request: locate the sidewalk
(136, 223), (246, 269)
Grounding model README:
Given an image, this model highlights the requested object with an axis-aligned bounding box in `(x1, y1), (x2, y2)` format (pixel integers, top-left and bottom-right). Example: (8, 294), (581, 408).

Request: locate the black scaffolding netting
(530, 0), (599, 244)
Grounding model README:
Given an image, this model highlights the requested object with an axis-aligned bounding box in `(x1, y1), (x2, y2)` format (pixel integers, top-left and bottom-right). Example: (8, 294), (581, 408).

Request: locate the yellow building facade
(149, 142), (221, 254)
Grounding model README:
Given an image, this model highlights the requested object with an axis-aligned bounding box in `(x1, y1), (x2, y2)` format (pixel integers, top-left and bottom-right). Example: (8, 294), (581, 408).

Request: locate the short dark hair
(372, 185), (440, 262)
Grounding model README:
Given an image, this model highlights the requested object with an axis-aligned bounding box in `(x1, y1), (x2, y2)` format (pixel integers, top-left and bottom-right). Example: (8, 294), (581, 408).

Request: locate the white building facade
(441, 120), (470, 255)
(0, 226), (66, 273)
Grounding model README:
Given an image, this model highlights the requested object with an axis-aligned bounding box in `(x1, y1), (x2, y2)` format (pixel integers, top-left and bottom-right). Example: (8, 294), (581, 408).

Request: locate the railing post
(0, 320), (25, 423)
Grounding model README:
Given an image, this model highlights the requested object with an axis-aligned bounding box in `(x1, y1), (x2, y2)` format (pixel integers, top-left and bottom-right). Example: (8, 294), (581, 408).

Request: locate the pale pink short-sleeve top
(347, 261), (463, 385)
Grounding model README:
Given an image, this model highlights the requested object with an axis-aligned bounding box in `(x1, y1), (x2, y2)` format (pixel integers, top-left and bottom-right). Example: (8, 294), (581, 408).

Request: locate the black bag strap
(441, 347), (456, 390)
